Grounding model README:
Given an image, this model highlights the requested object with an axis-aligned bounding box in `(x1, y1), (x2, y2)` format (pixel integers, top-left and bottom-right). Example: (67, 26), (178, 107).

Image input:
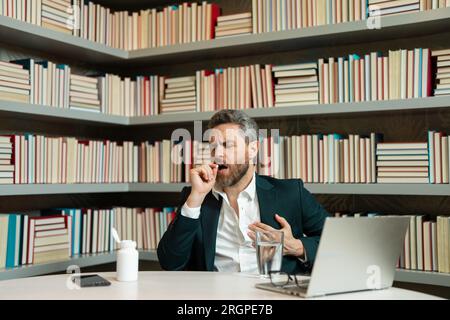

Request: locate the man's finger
(275, 214), (290, 229)
(253, 222), (275, 231)
(248, 225), (266, 234)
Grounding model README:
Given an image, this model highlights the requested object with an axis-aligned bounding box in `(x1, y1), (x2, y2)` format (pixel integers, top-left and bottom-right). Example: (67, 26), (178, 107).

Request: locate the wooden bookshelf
(0, 250), (158, 281)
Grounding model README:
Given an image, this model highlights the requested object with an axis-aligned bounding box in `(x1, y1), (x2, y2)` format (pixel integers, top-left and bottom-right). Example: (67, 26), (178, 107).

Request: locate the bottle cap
(120, 240), (136, 249)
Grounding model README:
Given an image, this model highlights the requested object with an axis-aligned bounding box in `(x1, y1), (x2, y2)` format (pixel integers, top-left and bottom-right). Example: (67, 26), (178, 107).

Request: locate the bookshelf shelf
(0, 100), (127, 126)
(127, 8), (450, 66)
(0, 15), (127, 64)
(1, 183), (450, 197)
(395, 269), (450, 287)
(0, 184), (129, 196)
(303, 184), (450, 196)
(0, 250), (158, 281)
(2, 96), (449, 127)
(129, 96), (450, 125)
(1, 8), (449, 66)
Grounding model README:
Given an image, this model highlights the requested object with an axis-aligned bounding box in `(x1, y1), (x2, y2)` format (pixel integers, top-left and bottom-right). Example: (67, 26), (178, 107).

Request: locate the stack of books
(0, 60), (30, 103)
(376, 141), (430, 183)
(27, 215), (71, 265)
(41, 0), (72, 34)
(273, 62), (319, 107)
(432, 48), (450, 96)
(0, 136), (14, 184)
(215, 12), (252, 38)
(160, 76), (197, 114)
(428, 130), (449, 184)
(368, 0), (420, 17)
(69, 74), (101, 113)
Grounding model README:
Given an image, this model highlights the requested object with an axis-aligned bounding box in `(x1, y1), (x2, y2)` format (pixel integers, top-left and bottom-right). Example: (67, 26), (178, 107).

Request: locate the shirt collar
(212, 172), (256, 202)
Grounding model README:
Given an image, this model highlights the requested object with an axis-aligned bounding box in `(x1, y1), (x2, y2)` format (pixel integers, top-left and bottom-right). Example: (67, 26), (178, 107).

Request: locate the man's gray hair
(208, 109), (259, 143)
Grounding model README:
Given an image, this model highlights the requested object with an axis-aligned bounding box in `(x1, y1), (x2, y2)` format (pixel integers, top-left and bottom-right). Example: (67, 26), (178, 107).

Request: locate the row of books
(0, 213), (72, 268)
(0, 207), (176, 269)
(400, 215), (450, 273)
(0, 47), (448, 116)
(332, 212), (450, 274)
(0, 0), (220, 50)
(318, 48), (432, 104)
(196, 65), (274, 111)
(368, 0), (450, 17)
(7, 134), (186, 184)
(3, 131), (450, 185)
(432, 48), (450, 96)
(0, 58), (163, 116)
(1, 1), (450, 50)
(252, 0), (450, 34)
(257, 133), (380, 183)
(252, 0), (367, 34)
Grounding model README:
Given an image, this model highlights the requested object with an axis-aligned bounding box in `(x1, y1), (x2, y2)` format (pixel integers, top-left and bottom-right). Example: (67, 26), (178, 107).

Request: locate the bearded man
(157, 110), (329, 274)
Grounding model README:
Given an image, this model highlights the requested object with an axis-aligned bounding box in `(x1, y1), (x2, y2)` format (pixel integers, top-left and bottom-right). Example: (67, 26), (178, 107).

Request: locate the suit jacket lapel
(256, 175), (278, 228)
(200, 192), (222, 271)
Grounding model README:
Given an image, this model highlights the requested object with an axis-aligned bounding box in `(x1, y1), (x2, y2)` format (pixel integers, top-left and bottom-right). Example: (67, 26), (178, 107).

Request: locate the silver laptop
(255, 216), (410, 298)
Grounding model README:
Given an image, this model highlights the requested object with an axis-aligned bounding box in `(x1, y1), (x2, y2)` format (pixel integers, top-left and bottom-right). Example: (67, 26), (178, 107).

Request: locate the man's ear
(248, 140), (259, 164)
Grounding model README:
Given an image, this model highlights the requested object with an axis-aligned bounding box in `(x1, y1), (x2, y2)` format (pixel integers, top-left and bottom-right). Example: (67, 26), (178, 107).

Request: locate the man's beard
(215, 163), (249, 188)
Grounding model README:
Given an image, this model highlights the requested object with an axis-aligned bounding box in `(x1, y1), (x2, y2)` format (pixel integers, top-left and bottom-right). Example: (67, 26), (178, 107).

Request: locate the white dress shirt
(181, 173), (260, 274)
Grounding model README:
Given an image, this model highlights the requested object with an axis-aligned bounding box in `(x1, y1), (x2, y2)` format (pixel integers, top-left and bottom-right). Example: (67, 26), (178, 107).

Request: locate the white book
(409, 216), (417, 270)
(416, 216), (424, 270)
(423, 221), (432, 271)
(431, 222), (437, 271)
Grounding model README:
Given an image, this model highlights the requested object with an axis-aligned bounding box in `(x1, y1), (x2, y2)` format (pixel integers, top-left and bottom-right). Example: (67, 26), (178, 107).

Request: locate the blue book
(5, 214), (17, 268)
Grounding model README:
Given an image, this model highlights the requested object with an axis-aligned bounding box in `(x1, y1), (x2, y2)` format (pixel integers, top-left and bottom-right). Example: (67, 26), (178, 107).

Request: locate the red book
(210, 4), (221, 39)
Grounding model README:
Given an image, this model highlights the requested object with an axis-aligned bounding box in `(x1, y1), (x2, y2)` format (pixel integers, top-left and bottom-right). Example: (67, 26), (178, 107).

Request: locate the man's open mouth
(218, 164), (228, 171)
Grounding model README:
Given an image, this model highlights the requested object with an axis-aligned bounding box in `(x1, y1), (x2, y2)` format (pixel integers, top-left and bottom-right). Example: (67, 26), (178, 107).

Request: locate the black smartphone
(73, 274), (112, 287)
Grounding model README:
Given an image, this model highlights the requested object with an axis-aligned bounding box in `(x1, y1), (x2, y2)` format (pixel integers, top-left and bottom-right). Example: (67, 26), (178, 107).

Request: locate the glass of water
(255, 230), (284, 278)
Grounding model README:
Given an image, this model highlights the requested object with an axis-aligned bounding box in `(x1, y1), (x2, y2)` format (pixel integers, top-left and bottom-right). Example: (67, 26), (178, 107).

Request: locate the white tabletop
(0, 272), (442, 300)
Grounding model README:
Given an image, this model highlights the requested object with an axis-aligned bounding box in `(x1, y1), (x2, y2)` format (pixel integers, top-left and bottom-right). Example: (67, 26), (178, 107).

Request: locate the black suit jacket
(157, 174), (329, 274)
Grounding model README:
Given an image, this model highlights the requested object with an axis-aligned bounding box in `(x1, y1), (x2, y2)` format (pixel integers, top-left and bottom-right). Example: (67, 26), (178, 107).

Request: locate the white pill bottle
(116, 240), (139, 282)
